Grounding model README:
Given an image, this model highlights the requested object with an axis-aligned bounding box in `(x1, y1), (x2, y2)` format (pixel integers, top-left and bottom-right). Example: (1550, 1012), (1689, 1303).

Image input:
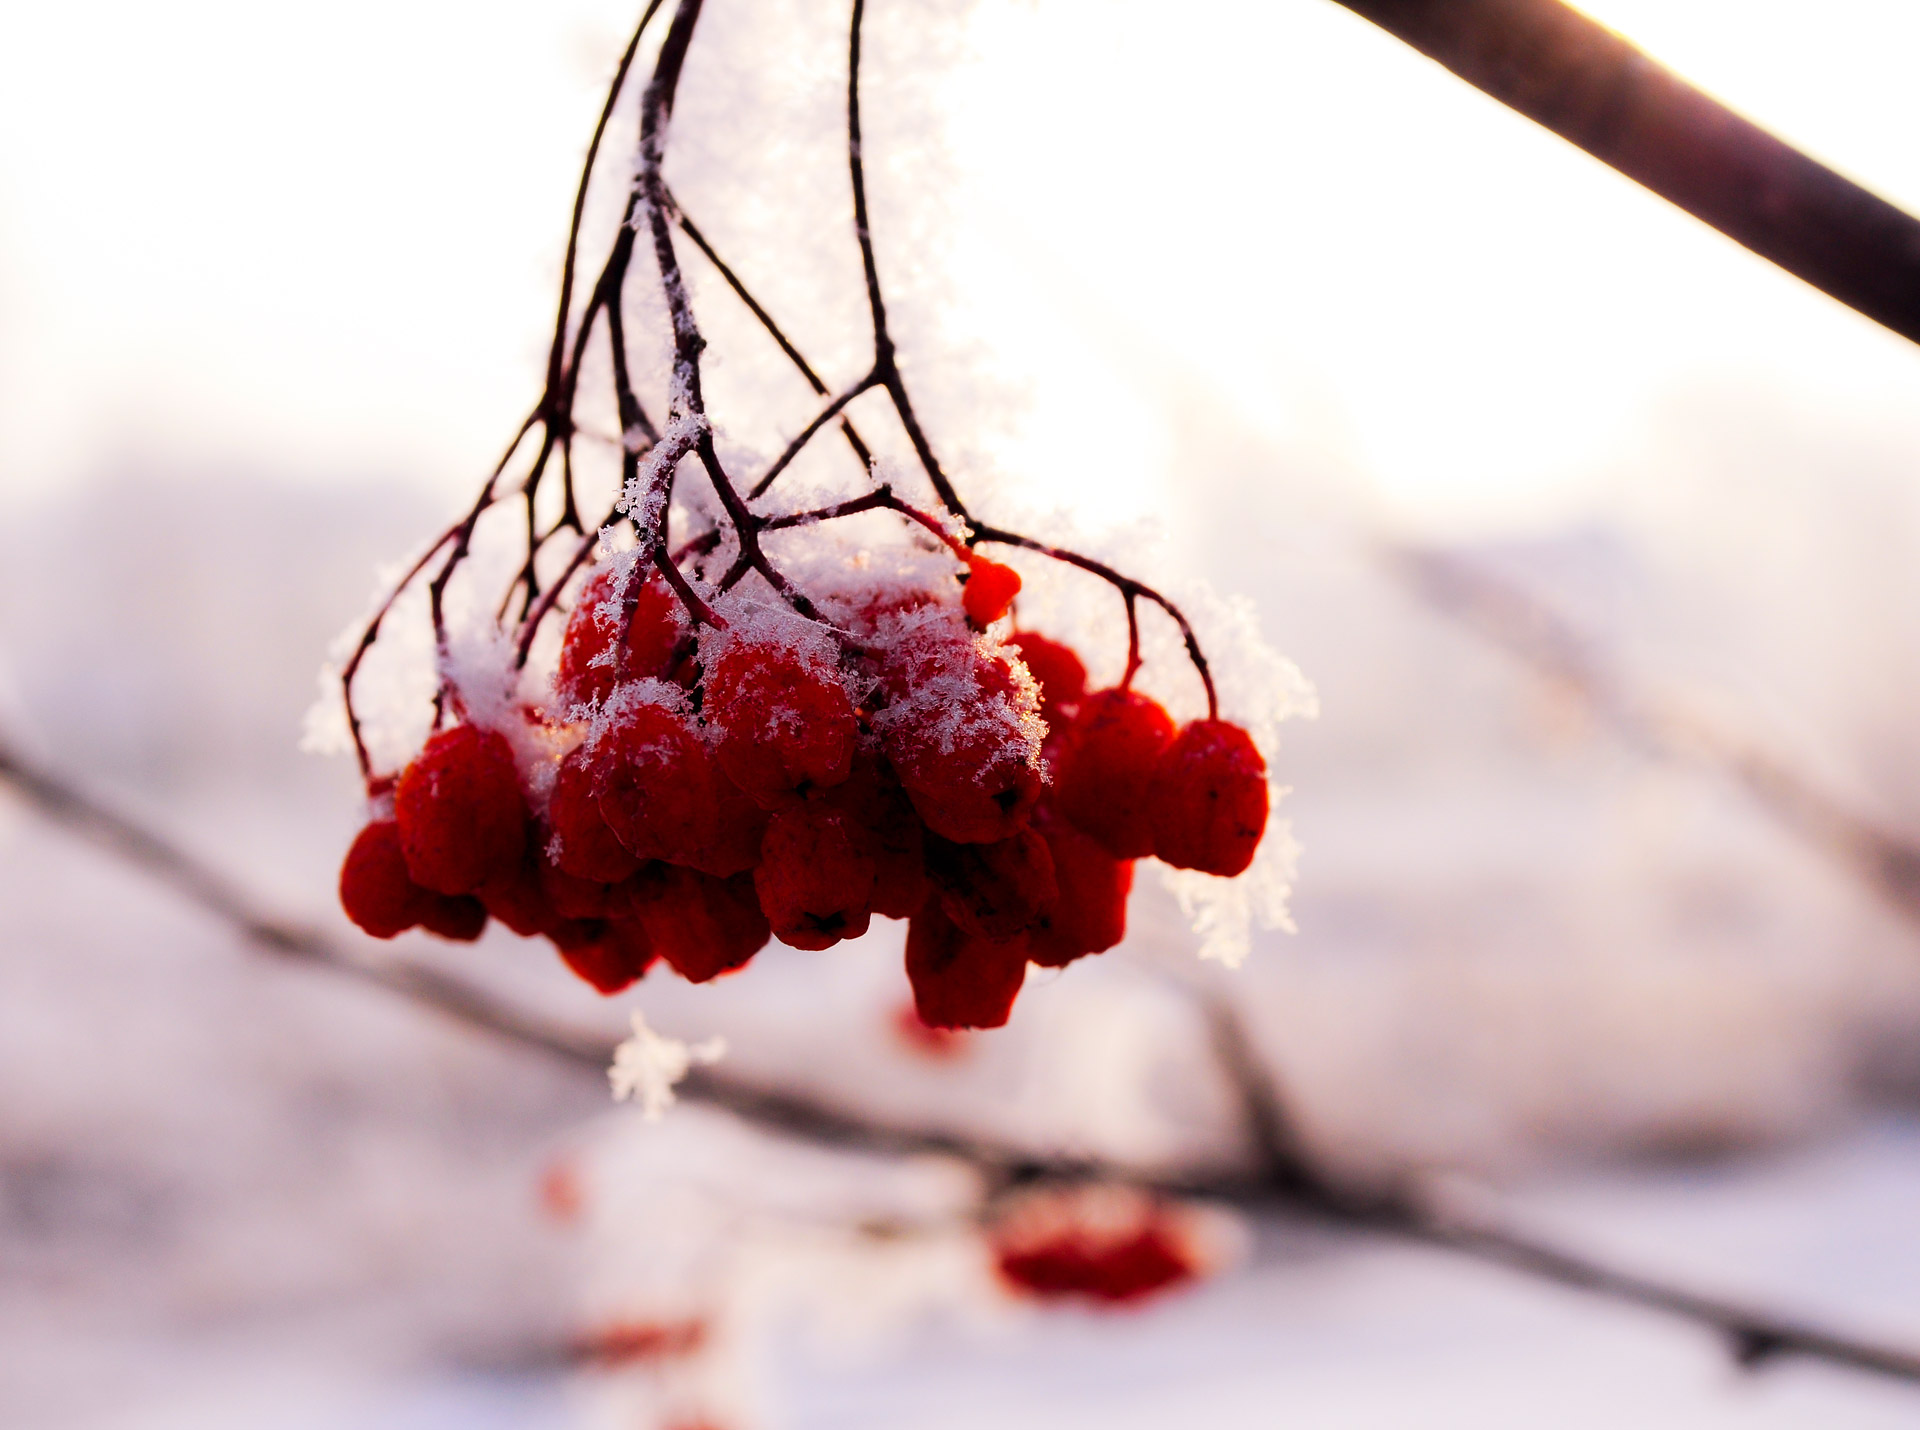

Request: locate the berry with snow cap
(703, 635), (857, 807)
(555, 563), (685, 711)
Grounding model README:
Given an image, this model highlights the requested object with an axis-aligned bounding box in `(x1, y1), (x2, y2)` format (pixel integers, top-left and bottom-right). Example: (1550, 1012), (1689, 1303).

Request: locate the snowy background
(7, 0), (1920, 1425)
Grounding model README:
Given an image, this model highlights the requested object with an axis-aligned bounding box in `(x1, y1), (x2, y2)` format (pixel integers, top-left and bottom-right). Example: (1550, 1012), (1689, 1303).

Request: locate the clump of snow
(585, 675), (696, 749)
(697, 588), (846, 685)
(1160, 818), (1303, 969)
(609, 1009), (728, 1120)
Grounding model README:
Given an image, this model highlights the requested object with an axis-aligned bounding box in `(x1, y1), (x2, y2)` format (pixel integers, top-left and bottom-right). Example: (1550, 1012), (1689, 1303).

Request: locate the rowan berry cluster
(340, 546), (1271, 1029)
(330, 0), (1298, 1029)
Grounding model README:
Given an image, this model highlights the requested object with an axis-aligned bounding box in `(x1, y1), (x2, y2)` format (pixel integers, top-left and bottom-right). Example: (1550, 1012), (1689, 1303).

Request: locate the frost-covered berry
(962, 554), (1021, 626)
(878, 635), (1044, 845)
(1055, 688), (1175, 859)
(395, 723), (529, 895)
(548, 744), (642, 883)
(904, 902), (1028, 1030)
(924, 827), (1058, 943)
(591, 694), (715, 864)
(417, 893), (489, 942)
(555, 563), (684, 710)
(1149, 720), (1268, 876)
(1005, 631), (1087, 728)
(1028, 806), (1133, 967)
(550, 915), (656, 995)
(754, 802), (875, 950)
(703, 640), (857, 807)
(339, 819), (430, 938)
(630, 866), (770, 983)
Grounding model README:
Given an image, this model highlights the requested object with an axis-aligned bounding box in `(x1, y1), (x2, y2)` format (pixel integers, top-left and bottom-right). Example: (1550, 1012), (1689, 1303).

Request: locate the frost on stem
(610, 1009), (728, 1120)
(322, 0), (1312, 1019)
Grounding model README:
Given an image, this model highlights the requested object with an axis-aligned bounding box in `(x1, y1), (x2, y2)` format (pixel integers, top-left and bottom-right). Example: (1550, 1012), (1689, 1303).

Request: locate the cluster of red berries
(990, 1185), (1210, 1306)
(339, 554), (1269, 1029)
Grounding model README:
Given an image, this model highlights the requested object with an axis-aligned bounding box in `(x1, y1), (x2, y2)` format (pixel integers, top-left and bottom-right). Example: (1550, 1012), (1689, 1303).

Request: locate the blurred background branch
(7, 731), (1919, 1387)
(1391, 544), (1920, 934)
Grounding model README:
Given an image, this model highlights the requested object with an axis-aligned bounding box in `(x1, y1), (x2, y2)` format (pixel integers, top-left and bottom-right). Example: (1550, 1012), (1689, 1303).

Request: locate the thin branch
(974, 524), (1218, 718)
(672, 201), (876, 472)
(748, 371), (880, 499)
(845, 0), (969, 519)
(542, 0), (668, 405)
(6, 733), (1920, 1388)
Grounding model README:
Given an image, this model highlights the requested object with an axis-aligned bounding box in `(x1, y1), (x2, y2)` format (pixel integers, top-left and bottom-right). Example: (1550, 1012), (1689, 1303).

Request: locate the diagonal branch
(1331, 0), (1920, 347)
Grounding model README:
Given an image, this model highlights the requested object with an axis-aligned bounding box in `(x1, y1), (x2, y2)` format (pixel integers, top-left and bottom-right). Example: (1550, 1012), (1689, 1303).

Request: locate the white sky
(2, 1), (1918, 531)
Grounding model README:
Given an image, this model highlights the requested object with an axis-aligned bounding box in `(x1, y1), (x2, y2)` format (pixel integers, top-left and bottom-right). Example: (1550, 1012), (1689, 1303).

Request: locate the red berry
(477, 845), (555, 937)
(339, 819), (430, 938)
(993, 1191), (1201, 1304)
(1055, 688), (1175, 858)
(548, 744), (642, 883)
(590, 696), (715, 864)
(834, 575), (950, 637)
(1028, 805), (1133, 967)
(692, 770), (773, 878)
(904, 902), (1028, 1030)
(1005, 631), (1087, 728)
(810, 751), (929, 920)
(962, 554), (1021, 626)
(753, 802), (875, 951)
(924, 828), (1058, 943)
(539, 853), (620, 921)
(592, 693), (769, 877)
(879, 638), (1044, 845)
(418, 894), (489, 942)
(1149, 720), (1269, 876)
(703, 638), (857, 807)
(394, 723), (529, 894)
(556, 563), (684, 710)
(629, 866), (770, 983)
(550, 916), (656, 995)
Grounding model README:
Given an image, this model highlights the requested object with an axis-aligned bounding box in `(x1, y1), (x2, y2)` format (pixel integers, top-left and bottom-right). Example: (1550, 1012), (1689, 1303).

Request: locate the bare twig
(6, 734), (1920, 1388)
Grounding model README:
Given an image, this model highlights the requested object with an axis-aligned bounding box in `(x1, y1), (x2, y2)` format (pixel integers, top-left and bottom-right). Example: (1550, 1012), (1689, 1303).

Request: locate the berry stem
(972, 525), (1219, 720)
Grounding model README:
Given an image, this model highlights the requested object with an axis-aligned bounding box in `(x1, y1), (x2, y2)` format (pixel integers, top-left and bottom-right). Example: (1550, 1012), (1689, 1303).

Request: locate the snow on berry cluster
(338, 546), (1276, 1030)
